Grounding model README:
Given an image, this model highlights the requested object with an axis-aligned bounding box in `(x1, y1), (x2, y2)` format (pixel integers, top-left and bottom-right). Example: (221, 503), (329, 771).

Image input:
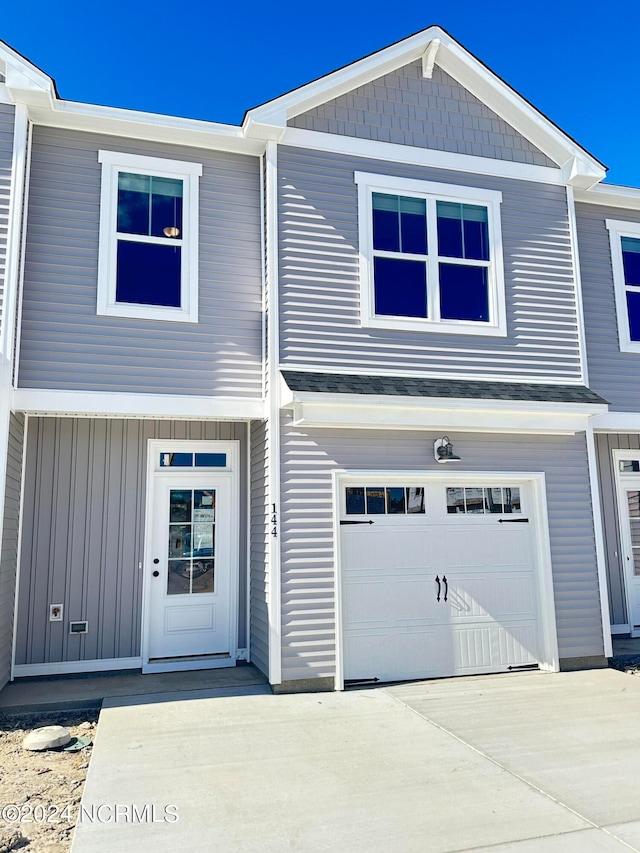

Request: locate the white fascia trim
(605, 219), (640, 354)
(285, 393), (607, 434)
(591, 412), (640, 432)
(0, 42), (55, 100)
(26, 102), (265, 157)
(282, 127), (565, 186)
(13, 657), (142, 678)
(97, 150), (201, 324)
(355, 171), (506, 338)
(585, 422), (613, 657)
(575, 184), (640, 211)
(12, 388), (266, 420)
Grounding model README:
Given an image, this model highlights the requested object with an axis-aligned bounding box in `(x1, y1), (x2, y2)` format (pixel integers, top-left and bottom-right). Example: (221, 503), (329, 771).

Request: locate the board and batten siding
(0, 103), (15, 348)
(279, 415), (602, 683)
(593, 432), (640, 628)
(18, 127), (263, 398)
(576, 201), (640, 411)
(0, 413), (24, 688)
(15, 418), (248, 667)
(249, 419), (269, 676)
(278, 146), (582, 382)
(289, 61), (556, 167)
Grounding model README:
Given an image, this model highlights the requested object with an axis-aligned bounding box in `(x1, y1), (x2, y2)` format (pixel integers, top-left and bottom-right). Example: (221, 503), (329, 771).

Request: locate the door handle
(442, 575), (448, 602)
(435, 575), (441, 602)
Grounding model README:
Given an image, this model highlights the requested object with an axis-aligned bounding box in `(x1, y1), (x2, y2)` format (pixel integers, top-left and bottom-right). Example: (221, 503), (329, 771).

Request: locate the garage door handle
(442, 575), (448, 602)
(435, 575), (441, 602)
(498, 518), (529, 523)
(340, 520), (375, 525)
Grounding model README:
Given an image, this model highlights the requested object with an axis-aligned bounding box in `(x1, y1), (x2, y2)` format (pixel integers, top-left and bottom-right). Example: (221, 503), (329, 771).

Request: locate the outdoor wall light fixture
(434, 437), (461, 463)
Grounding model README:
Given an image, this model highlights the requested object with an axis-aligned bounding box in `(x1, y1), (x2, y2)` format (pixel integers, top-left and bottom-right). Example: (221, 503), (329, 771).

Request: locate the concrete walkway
(72, 669), (640, 852)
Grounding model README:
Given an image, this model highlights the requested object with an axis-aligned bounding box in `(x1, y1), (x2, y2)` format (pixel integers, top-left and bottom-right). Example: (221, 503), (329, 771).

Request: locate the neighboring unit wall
(278, 147), (582, 382)
(288, 62), (556, 167)
(18, 127), (263, 397)
(0, 412), (24, 688)
(0, 103), (15, 346)
(279, 416), (602, 683)
(594, 432), (639, 628)
(15, 418), (248, 667)
(576, 202), (640, 411)
(249, 419), (269, 676)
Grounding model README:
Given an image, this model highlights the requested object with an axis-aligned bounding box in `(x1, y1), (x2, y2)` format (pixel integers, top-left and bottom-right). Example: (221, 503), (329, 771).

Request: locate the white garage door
(340, 480), (542, 683)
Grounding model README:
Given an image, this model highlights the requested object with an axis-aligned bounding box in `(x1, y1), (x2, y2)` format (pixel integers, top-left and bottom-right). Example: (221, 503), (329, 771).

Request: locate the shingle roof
(282, 372), (608, 405)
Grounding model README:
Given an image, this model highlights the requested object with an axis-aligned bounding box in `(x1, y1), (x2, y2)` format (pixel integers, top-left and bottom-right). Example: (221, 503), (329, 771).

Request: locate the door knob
(152, 570), (160, 578)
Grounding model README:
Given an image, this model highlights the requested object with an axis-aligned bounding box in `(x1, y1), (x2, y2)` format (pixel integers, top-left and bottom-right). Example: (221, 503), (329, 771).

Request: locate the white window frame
(97, 150), (202, 323)
(355, 171), (506, 337)
(606, 219), (640, 353)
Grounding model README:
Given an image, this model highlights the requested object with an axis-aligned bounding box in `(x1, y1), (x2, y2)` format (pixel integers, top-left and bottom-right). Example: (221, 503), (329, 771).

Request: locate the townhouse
(0, 26), (634, 694)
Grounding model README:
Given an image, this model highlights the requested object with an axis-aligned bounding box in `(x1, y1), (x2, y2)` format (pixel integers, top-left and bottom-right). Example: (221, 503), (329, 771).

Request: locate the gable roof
(244, 25), (606, 188)
(0, 40), (57, 106)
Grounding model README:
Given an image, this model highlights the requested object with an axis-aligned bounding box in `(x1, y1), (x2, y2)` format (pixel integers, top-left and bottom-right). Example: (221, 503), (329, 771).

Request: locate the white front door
(620, 484), (640, 634)
(148, 473), (232, 660)
(340, 480), (542, 683)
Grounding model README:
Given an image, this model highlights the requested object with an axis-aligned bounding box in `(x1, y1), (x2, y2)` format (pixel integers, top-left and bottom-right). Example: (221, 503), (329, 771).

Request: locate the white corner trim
(585, 423), (613, 657)
(421, 39), (440, 79)
(566, 186), (588, 384)
(12, 388), (266, 421)
(96, 150), (201, 324)
(354, 171), (506, 338)
(13, 657), (143, 678)
(605, 219), (640, 354)
(10, 413), (28, 682)
(282, 127), (565, 186)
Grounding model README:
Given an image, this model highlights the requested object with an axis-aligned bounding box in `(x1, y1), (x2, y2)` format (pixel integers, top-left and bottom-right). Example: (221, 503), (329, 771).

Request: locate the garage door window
(345, 486), (425, 515)
(446, 486), (521, 515)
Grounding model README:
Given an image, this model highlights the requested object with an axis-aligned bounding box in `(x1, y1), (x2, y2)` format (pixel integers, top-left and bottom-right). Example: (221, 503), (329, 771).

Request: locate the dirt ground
(0, 713), (98, 852)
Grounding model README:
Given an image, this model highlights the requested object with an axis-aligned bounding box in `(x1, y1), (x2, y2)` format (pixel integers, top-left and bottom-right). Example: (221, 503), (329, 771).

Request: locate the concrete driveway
(71, 669), (640, 852)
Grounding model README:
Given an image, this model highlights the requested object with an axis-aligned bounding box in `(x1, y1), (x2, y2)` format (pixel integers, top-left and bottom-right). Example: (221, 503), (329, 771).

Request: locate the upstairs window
(607, 219), (640, 352)
(97, 151), (202, 323)
(356, 172), (506, 337)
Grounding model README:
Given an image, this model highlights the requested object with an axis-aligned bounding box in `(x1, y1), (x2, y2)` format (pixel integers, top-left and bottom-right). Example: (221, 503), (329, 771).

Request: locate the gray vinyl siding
(576, 201), (640, 411)
(289, 62), (556, 167)
(594, 432), (639, 627)
(0, 103), (15, 347)
(279, 415), (602, 682)
(249, 419), (269, 676)
(18, 127), (263, 397)
(15, 418), (248, 667)
(278, 146), (582, 381)
(0, 413), (24, 688)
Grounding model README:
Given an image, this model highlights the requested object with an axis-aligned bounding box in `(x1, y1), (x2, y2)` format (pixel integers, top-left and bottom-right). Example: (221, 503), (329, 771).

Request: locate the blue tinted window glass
(160, 453), (193, 467)
(439, 264), (489, 322)
(366, 488), (385, 514)
(116, 241), (181, 307)
(372, 193), (400, 252)
(194, 453), (227, 467)
(627, 291), (640, 341)
(437, 202), (489, 260)
(374, 257), (427, 318)
(622, 237), (640, 287)
(386, 487), (406, 514)
(118, 173), (150, 235)
(399, 196), (427, 255)
(345, 487), (365, 514)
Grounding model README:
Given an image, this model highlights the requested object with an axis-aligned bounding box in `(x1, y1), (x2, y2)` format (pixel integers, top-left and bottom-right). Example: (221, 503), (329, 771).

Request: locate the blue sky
(3, 2), (638, 185)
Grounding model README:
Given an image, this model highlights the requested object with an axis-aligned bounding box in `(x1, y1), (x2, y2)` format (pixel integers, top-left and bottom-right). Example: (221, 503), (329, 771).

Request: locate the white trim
(12, 119), (32, 387)
(421, 39), (440, 79)
(10, 414), (28, 682)
(605, 219), (640, 354)
(97, 150), (202, 324)
(612, 448), (640, 635)
(355, 171), (506, 337)
(13, 657), (142, 678)
(592, 413), (640, 432)
(575, 184), (640, 211)
(283, 391), (607, 434)
(282, 127), (566, 186)
(332, 469), (560, 691)
(140, 440), (241, 673)
(566, 186), (588, 384)
(246, 422), (252, 664)
(611, 624), (630, 635)
(586, 423), (613, 657)
(265, 140), (282, 685)
(12, 388), (266, 421)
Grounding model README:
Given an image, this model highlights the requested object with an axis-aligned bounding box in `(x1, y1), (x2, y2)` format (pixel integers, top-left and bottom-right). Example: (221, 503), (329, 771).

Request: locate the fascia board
(27, 102), (264, 156)
(574, 184), (640, 211)
(591, 412), (640, 431)
(12, 388), (267, 420)
(1, 46), (54, 95)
